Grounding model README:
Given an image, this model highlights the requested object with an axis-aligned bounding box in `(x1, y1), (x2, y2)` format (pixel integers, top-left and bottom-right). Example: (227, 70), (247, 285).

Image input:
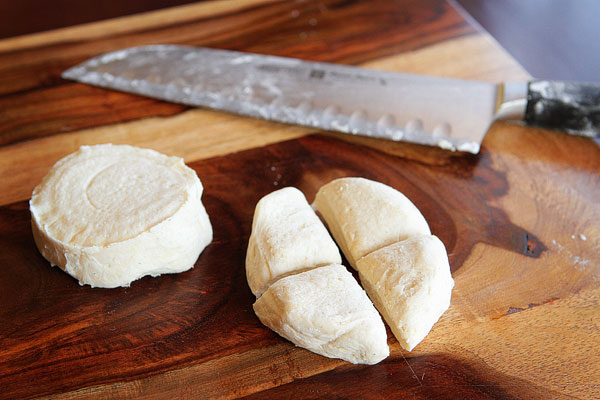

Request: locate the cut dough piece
(356, 235), (454, 351)
(30, 144), (212, 288)
(253, 264), (389, 364)
(313, 177), (430, 269)
(246, 187), (341, 297)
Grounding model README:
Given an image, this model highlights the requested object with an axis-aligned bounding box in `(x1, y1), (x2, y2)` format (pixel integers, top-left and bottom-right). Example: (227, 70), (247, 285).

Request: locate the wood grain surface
(0, 0), (598, 399)
(2, 134), (597, 399)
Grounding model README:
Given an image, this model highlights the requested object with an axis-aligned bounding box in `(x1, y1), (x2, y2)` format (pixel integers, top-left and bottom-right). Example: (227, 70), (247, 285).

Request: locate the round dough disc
(30, 144), (212, 288)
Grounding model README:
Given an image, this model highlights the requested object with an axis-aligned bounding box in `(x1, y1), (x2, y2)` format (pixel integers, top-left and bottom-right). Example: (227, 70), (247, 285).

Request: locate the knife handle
(524, 80), (600, 137)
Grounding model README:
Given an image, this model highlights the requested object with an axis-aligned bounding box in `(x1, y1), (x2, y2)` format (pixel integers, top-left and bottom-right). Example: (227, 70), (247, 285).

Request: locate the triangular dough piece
(356, 235), (454, 351)
(253, 264), (389, 364)
(246, 187), (341, 297)
(313, 177), (430, 269)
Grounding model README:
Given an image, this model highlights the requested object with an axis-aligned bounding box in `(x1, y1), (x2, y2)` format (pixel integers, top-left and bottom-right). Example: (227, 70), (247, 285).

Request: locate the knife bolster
(495, 82), (528, 122)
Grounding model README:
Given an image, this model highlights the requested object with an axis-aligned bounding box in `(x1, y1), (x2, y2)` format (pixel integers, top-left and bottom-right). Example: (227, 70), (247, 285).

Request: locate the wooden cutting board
(1, 133), (597, 399)
(0, 0), (598, 399)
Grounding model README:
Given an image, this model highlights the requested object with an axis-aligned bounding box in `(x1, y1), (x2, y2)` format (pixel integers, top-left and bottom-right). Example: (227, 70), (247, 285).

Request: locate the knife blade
(62, 45), (600, 154)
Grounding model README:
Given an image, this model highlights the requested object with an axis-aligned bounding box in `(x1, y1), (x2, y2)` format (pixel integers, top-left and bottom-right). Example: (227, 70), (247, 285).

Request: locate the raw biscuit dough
(356, 235), (454, 351)
(313, 177), (430, 269)
(30, 144), (212, 288)
(253, 264), (389, 365)
(246, 187), (341, 297)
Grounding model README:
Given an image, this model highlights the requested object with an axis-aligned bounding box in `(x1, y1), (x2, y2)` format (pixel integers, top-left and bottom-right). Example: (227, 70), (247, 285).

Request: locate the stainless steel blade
(63, 45), (502, 153)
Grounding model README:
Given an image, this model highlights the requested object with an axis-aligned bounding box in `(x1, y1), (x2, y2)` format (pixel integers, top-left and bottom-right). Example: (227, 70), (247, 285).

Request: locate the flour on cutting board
(268, 165), (282, 187)
(551, 238), (595, 277)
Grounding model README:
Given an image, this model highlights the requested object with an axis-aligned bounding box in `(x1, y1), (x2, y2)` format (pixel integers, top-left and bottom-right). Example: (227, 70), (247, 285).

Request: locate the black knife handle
(524, 80), (600, 137)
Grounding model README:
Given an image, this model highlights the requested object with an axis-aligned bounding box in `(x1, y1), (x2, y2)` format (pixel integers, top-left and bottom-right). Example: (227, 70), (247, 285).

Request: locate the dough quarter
(253, 264), (389, 365)
(246, 187), (341, 297)
(357, 235), (454, 351)
(313, 177), (430, 269)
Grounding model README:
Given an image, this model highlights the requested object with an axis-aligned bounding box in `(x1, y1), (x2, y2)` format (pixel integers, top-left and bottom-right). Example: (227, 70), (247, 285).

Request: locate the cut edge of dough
(249, 263), (336, 298)
(312, 202), (358, 269)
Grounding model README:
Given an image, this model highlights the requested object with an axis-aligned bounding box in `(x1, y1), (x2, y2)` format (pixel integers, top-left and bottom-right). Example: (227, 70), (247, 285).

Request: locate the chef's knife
(62, 45), (600, 154)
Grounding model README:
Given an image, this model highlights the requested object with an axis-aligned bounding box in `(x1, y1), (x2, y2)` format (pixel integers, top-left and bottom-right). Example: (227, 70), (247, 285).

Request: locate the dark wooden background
(1, 0), (598, 81)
